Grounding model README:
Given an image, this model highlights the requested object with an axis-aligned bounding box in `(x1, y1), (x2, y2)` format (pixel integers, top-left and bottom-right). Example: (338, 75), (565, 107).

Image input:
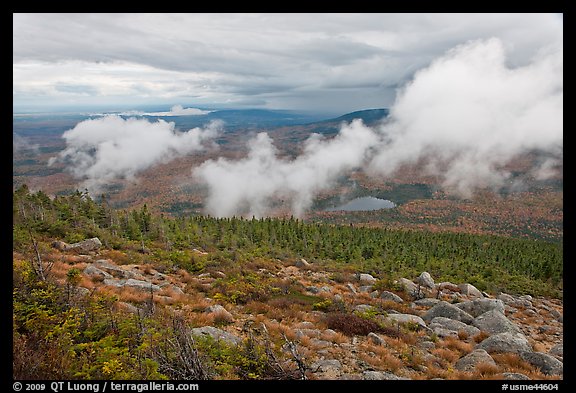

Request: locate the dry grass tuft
(457, 330), (469, 341)
(187, 311), (215, 327)
(474, 362), (501, 377)
(359, 350), (403, 372)
(472, 330), (490, 343)
(99, 249), (131, 265)
(431, 347), (460, 363)
(532, 341), (547, 353)
(439, 336), (473, 355)
(210, 309), (235, 326)
(490, 352), (544, 379)
(320, 329), (348, 345)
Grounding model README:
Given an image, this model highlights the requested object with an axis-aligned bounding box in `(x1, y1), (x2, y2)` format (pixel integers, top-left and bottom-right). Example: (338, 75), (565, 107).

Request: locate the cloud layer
(13, 13), (563, 113)
(49, 116), (221, 194)
(194, 38), (563, 216)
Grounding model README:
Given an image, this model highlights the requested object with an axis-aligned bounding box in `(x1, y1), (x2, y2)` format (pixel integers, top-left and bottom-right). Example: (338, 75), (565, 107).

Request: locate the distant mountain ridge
(147, 107), (390, 132)
(319, 108), (390, 125)
(303, 108), (389, 135)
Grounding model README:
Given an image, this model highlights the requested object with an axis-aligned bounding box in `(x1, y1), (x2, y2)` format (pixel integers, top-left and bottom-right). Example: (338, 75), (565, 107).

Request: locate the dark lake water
(325, 197), (396, 212)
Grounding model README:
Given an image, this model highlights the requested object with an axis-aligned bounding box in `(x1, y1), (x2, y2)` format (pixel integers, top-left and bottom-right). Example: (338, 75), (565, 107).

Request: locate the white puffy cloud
(369, 38), (563, 198)
(194, 119), (378, 217)
(49, 115), (221, 194)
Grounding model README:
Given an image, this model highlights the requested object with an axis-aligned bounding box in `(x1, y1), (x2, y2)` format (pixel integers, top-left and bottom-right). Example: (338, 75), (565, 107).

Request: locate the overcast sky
(13, 13), (563, 114)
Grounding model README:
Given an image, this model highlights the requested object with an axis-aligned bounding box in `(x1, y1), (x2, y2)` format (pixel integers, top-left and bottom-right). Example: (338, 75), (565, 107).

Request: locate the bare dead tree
(151, 317), (211, 380)
(282, 333), (308, 380)
(27, 225), (54, 282)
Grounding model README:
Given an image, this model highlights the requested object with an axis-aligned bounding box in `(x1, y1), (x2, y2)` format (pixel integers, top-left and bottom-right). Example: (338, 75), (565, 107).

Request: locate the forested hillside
(12, 186), (563, 380)
(14, 186), (562, 298)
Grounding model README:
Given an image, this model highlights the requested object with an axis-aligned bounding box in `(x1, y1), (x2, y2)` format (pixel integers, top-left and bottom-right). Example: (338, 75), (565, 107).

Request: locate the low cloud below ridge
(50, 38), (562, 216)
(49, 115), (222, 194)
(195, 38), (562, 216)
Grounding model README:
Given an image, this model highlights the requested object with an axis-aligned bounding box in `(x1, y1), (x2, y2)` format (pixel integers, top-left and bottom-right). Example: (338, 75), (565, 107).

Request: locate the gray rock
(123, 278), (161, 292)
(502, 372), (530, 380)
(191, 326), (242, 346)
(549, 343), (563, 359)
(346, 283), (357, 294)
(422, 301), (474, 324)
(458, 283), (483, 298)
(419, 340), (436, 351)
(295, 321), (315, 329)
(310, 338), (332, 349)
(205, 304), (234, 321)
(295, 258), (311, 269)
(418, 272), (435, 289)
(295, 329), (322, 339)
(455, 349), (496, 371)
(380, 291), (404, 303)
(52, 240), (70, 251)
(476, 332), (532, 354)
(497, 293), (516, 304)
(362, 371), (410, 380)
(116, 301), (144, 314)
(84, 265), (113, 280)
(456, 298), (505, 317)
(340, 374), (362, 380)
(367, 332), (386, 346)
(472, 310), (522, 335)
(397, 278), (419, 296)
(359, 273), (377, 285)
(359, 285), (374, 293)
(68, 237), (102, 253)
(385, 313), (427, 329)
(168, 285), (186, 295)
(311, 359), (342, 372)
(94, 260), (135, 279)
(519, 352), (563, 376)
(306, 286), (320, 294)
(549, 309), (562, 320)
(498, 293), (531, 308)
(437, 281), (461, 292)
(72, 287), (91, 297)
(353, 304), (375, 314)
(103, 278), (124, 288)
(414, 298), (441, 307)
(432, 327), (459, 339)
(429, 317), (481, 337)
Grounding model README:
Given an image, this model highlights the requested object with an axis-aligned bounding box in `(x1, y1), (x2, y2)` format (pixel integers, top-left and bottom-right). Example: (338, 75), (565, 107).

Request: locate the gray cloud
(13, 133), (40, 155)
(13, 13), (562, 113)
(55, 83), (99, 96)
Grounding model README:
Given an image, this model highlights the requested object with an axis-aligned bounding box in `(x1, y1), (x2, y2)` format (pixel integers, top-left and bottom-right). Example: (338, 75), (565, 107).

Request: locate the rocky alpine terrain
(39, 237), (563, 380)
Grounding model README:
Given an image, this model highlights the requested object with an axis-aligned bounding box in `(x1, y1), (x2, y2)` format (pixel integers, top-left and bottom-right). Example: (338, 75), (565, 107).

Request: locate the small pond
(325, 196), (396, 212)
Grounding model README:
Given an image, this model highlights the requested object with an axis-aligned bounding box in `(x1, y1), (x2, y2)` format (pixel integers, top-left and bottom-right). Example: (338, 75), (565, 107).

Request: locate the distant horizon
(12, 103), (388, 119)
